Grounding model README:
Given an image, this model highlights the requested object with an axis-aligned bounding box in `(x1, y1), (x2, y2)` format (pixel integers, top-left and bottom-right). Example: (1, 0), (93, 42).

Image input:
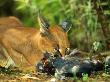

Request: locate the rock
(104, 56), (110, 73)
(66, 49), (82, 58)
(50, 78), (57, 82)
(105, 56), (110, 66)
(21, 74), (41, 80)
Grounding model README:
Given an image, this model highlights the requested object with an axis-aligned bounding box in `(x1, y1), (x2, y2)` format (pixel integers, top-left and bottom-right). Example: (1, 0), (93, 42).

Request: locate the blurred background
(0, 0), (110, 52)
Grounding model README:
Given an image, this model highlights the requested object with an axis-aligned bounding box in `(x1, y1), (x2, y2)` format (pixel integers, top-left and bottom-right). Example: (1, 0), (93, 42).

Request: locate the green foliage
(0, 0), (110, 51)
(82, 73), (89, 82)
(92, 41), (103, 52)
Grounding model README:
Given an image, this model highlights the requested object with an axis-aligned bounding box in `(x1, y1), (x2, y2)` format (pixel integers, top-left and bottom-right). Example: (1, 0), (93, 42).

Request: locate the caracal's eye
(53, 45), (62, 57)
(59, 48), (62, 53)
(65, 47), (70, 55)
(54, 44), (60, 51)
(66, 48), (70, 51)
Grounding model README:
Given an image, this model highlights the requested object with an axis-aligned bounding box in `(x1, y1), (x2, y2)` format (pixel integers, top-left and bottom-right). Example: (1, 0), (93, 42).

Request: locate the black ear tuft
(61, 19), (72, 32)
(38, 12), (50, 33)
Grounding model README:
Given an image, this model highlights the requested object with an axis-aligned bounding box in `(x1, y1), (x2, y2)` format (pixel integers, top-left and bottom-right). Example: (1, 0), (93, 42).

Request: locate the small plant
(104, 63), (109, 74)
(72, 75), (78, 81)
(72, 74), (78, 81)
(82, 73), (89, 82)
(90, 41), (104, 58)
(92, 41), (103, 52)
(72, 65), (79, 81)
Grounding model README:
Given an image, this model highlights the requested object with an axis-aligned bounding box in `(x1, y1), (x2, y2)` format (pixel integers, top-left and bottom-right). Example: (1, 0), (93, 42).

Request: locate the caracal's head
(37, 13), (71, 56)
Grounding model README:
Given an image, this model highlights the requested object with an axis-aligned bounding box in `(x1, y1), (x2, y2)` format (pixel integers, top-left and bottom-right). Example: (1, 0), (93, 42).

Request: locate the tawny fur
(0, 16), (23, 67)
(0, 16), (23, 27)
(0, 17), (70, 69)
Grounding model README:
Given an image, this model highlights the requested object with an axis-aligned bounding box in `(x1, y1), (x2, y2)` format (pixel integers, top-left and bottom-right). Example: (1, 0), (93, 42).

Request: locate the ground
(0, 51), (110, 82)
(0, 67), (110, 82)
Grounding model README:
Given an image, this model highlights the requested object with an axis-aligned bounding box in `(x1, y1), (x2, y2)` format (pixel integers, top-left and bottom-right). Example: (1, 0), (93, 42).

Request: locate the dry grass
(0, 71), (110, 82)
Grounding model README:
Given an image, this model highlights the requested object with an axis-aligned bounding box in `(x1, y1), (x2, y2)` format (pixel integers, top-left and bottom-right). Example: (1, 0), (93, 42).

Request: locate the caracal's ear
(37, 12), (50, 34)
(61, 19), (72, 32)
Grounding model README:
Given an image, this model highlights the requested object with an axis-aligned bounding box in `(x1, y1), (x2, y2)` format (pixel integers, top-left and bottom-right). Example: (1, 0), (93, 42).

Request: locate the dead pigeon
(91, 59), (104, 71)
(36, 50), (105, 80)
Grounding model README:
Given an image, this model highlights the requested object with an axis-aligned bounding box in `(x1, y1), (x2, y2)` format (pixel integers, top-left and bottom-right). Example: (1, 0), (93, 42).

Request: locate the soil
(0, 71), (110, 82)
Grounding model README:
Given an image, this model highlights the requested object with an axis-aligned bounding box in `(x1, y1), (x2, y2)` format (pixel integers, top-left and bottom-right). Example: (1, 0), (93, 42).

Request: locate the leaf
(104, 10), (110, 15)
(15, 0), (30, 10)
(16, 4), (27, 10)
(100, 2), (108, 6)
